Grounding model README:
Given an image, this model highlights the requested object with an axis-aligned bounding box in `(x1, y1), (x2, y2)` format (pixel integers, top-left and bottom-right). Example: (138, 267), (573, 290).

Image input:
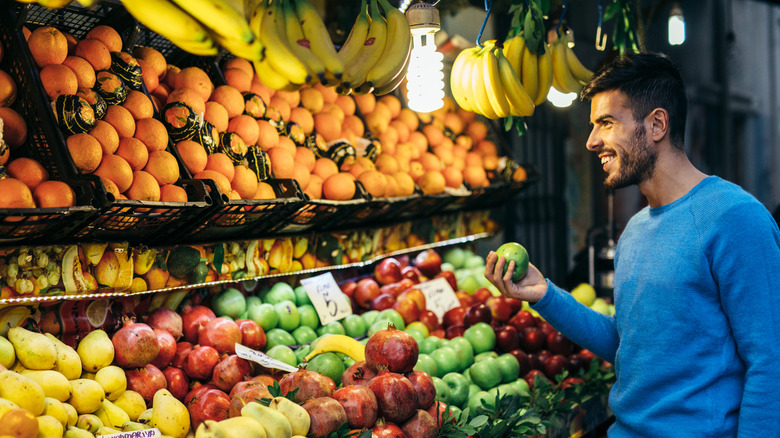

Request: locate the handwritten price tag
(97, 429), (161, 438)
(300, 272), (352, 325)
(416, 277), (460, 322)
(235, 343), (298, 373)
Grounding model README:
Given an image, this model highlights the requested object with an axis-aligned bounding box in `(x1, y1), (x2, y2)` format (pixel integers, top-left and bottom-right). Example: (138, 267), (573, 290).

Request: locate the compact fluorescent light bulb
(405, 3), (444, 113)
(668, 3), (686, 45)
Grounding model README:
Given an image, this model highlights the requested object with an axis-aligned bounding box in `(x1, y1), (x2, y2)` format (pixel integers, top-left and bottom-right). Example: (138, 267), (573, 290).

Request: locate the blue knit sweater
(533, 176), (780, 437)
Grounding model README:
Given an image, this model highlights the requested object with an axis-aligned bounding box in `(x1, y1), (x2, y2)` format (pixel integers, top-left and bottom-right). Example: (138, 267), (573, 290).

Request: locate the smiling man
(485, 53), (780, 437)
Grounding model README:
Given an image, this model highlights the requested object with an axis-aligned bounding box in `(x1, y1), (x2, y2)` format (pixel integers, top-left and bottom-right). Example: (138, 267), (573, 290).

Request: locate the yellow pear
(240, 402), (292, 438)
(94, 366), (126, 401)
(21, 370), (72, 402)
(0, 335), (15, 369)
(136, 408), (153, 424)
(45, 334), (82, 380)
(121, 420), (151, 431)
(95, 426), (121, 436)
(0, 370), (46, 416)
(63, 426), (94, 438)
(0, 397), (20, 418)
(68, 379), (105, 414)
(194, 420), (222, 438)
(94, 399), (130, 430)
(268, 396), (310, 436)
(149, 389), (190, 438)
(113, 390), (146, 421)
(76, 330), (114, 373)
(36, 415), (64, 438)
(63, 403), (78, 427)
(75, 414), (103, 433)
(43, 397), (69, 427)
(216, 416), (267, 438)
(8, 327), (56, 370)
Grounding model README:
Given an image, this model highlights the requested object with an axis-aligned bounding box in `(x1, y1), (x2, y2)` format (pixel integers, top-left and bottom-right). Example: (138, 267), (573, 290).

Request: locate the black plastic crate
(460, 164), (539, 211)
(340, 192), (421, 228)
(275, 181), (371, 233)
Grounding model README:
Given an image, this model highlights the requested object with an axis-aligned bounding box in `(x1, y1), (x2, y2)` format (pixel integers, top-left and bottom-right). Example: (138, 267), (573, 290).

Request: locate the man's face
(586, 90), (657, 190)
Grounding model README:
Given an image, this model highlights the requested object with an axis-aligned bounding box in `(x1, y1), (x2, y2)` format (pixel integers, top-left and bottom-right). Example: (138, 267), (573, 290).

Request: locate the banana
(482, 41), (510, 118)
(282, 0), (326, 81)
(168, 36), (220, 57)
(212, 31), (263, 61)
(303, 334), (365, 362)
(552, 38), (582, 94)
(535, 44), (554, 105)
(373, 40), (411, 96)
(162, 289), (190, 312)
(503, 34), (525, 83)
(0, 306), (34, 337)
(520, 44), (539, 104)
(293, 0), (344, 80)
(339, 0), (387, 90)
(169, 0), (255, 44)
(470, 47), (499, 119)
(449, 47), (477, 112)
(337, 0), (370, 66)
(497, 44), (535, 117)
(565, 43), (594, 84)
(257, 0), (310, 85)
(253, 56), (301, 91)
(364, 0), (411, 88)
(120, 0), (214, 53)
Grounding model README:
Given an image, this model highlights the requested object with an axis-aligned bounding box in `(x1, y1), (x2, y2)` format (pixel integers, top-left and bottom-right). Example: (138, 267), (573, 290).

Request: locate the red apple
(444, 324), (466, 339)
(560, 377), (585, 389)
(463, 303), (492, 327)
(393, 299), (420, 325)
(355, 277), (381, 309)
(340, 281), (357, 299)
(485, 296), (513, 322)
(397, 254), (410, 268)
(508, 310), (537, 332)
(371, 293), (397, 311)
(543, 354), (570, 380)
(413, 249), (442, 277)
(508, 349), (531, 376)
(435, 271), (457, 291)
(455, 291), (475, 308)
(374, 258), (403, 285)
(546, 331), (574, 356)
(494, 325), (520, 353)
(418, 310), (440, 333)
(568, 355), (586, 374)
(442, 307), (466, 328)
(578, 349), (598, 366)
(520, 327), (545, 353)
(472, 287), (493, 303)
(401, 266), (423, 284)
(537, 320), (556, 337)
(236, 319), (266, 350)
(523, 369), (549, 390)
(397, 288), (426, 312)
(506, 297), (523, 314)
(429, 329), (445, 339)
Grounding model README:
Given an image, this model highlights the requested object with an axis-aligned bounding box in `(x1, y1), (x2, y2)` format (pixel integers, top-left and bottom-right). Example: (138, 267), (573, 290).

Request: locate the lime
(306, 352), (345, 386)
(495, 242), (529, 282)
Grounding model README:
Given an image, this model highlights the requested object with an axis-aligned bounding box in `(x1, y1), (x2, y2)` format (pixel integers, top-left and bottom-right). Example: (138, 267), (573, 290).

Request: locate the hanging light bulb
(405, 2), (444, 113)
(668, 2), (685, 45)
(547, 86), (578, 108)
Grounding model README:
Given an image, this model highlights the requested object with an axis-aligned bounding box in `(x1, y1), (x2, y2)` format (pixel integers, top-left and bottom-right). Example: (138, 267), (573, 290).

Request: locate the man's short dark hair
(581, 53), (687, 150)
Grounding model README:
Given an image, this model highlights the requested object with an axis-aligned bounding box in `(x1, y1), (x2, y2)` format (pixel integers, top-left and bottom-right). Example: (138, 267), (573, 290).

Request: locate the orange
(22, 26), (30, 41)
(322, 172), (356, 200)
(33, 180), (75, 207)
(476, 139), (498, 157)
(378, 95), (401, 119)
(409, 160), (425, 182)
(466, 120), (488, 142)
(167, 87), (206, 115)
(465, 151), (483, 168)
(454, 134), (474, 150)
(333, 95), (355, 116)
(122, 90), (154, 120)
(39, 64), (78, 100)
(348, 156), (375, 178)
(253, 181), (276, 199)
(0, 107), (26, 148)
(409, 131), (428, 154)
(418, 152), (442, 171)
(292, 162), (311, 190)
(133, 46), (167, 79)
(267, 146), (295, 179)
(175, 140), (208, 175)
(299, 87), (324, 113)
(364, 110), (389, 135)
(62, 56), (95, 89)
(398, 108), (419, 131)
(390, 120), (410, 143)
(257, 119), (279, 151)
(62, 31), (77, 54)
(89, 120), (120, 154)
(231, 164), (259, 199)
(160, 184), (188, 202)
(374, 154), (399, 174)
(0, 178), (35, 208)
(274, 89), (300, 108)
(312, 157), (338, 181)
(223, 68), (251, 93)
(314, 82), (337, 103)
(136, 58), (159, 92)
(289, 107), (314, 135)
(0, 70), (16, 107)
(357, 169), (387, 198)
(163, 65), (181, 89)
(443, 112), (464, 134)
(451, 155), (466, 171)
(353, 92), (376, 114)
(313, 112), (339, 142)
(205, 152), (235, 182)
(377, 127), (398, 153)
(85, 25), (122, 52)
(343, 114), (365, 138)
(209, 84), (244, 119)
(304, 174), (322, 199)
(152, 83), (170, 103)
(27, 26), (67, 67)
(116, 137), (149, 171)
(463, 165), (488, 187)
(269, 95), (291, 122)
(145, 150), (180, 185)
(433, 146), (454, 167)
(228, 114), (260, 146)
(134, 118), (169, 152)
(422, 124), (445, 148)
(483, 154), (498, 171)
(457, 107), (476, 125)
(276, 135), (296, 155)
(103, 104), (136, 138)
(6, 157), (48, 190)
(124, 170), (161, 201)
(418, 170), (446, 194)
(100, 176), (120, 198)
(74, 38), (111, 71)
(174, 66), (213, 101)
(66, 133), (103, 173)
(194, 169), (230, 195)
(222, 57), (253, 78)
(442, 166), (464, 188)
(321, 101), (344, 124)
(94, 153), (134, 192)
(204, 101), (229, 132)
(294, 146), (316, 172)
(384, 173), (398, 197)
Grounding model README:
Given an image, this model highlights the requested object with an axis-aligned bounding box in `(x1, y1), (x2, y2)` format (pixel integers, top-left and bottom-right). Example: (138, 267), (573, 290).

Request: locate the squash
(219, 131), (248, 164)
(52, 94), (95, 135)
(161, 102), (199, 143)
(95, 70), (128, 105)
(245, 146), (271, 181)
(76, 87), (107, 120)
(327, 140), (357, 171)
(109, 52), (143, 91)
(242, 92), (266, 119)
(285, 122), (306, 146)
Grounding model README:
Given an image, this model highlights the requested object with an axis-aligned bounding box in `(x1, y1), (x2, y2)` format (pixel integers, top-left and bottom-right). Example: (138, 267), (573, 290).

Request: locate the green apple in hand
(495, 242), (529, 282)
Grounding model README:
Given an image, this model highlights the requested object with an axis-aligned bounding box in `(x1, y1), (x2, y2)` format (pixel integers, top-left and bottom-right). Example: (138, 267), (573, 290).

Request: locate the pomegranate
(229, 380), (259, 398)
(112, 319), (160, 368)
(212, 355), (252, 392)
(235, 319), (266, 350)
(372, 421), (406, 438)
(172, 341), (193, 369)
(426, 401), (456, 428)
(368, 371), (418, 424)
(365, 325), (419, 373)
(151, 328), (177, 369)
(184, 383), (218, 406)
(184, 345), (220, 381)
(405, 370), (436, 409)
(198, 317), (242, 355)
(145, 307), (183, 340)
(279, 368), (336, 403)
(332, 385), (378, 429)
(400, 409), (437, 438)
(182, 305), (216, 344)
(302, 397), (348, 438)
(185, 387), (230, 430)
(341, 360), (377, 387)
(126, 364), (167, 404)
(251, 374), (277, 388)
(227, 385), (272, 417)
(162, 366), (190, 401)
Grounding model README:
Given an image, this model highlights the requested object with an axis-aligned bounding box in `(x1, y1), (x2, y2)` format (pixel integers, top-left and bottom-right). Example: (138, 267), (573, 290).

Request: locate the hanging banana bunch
(550, 32), (594, 94)
(502, 33), (553, 106)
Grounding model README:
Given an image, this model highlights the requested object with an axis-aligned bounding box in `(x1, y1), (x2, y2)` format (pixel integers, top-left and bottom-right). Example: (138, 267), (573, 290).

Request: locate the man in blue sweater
(485, 53), (780, 436)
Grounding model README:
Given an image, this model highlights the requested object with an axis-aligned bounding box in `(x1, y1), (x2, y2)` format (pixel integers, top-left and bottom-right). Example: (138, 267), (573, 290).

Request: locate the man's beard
(604, 124), (657, 190)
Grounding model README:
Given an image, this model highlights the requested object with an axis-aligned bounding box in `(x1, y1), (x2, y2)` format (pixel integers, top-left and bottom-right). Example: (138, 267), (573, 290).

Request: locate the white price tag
(300, 272), (352, 325)
(97, 428), (161, 438)
(416, 277), (460, 322)
(235, 343), (298, 373)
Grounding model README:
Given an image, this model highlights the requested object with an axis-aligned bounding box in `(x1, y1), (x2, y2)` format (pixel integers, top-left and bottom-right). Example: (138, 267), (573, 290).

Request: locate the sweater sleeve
(707, 202), (780, 435)
(531, 280), (620, 363)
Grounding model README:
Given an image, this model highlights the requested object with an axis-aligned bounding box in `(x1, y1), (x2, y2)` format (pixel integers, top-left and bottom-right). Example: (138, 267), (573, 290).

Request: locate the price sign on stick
(235, 343), (298, 373)
(300, 272), (352, 325)
(416, 277), (460, 322)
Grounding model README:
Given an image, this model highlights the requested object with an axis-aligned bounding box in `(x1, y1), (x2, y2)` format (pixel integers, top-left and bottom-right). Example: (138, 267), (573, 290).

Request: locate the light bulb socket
(406, 2), (440, 34)
(669, 2), (683, 19)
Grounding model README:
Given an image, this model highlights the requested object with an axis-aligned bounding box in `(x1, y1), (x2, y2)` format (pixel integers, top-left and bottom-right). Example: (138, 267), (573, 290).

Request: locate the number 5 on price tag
(300, 272), (352, 325)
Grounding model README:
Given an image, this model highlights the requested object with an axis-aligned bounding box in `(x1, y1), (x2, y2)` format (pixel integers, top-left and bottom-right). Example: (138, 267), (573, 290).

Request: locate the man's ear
(647, 108), (669, 142)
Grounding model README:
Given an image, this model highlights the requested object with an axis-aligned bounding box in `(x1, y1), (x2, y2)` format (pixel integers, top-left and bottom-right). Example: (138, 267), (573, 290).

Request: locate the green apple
(212, 287), (246, 319)
(265, 345), (297, 367)
(307, 352), (345, 386)
(449, 405), (462, 420)
(249, 303), (278, 331)
(292, 326), (317, 345)
(467, 383), (481, 400)
(442, 372), (470, 408)
(430, 346), (459, 377)
(265, 328), (297, 349)
(432, 377), (449, 403)
(442, 247), (467, 269)
(256, 287), (270, 301)
(495, 242), (529, 282)
(406, 321), (429, 338)
(440, 262), (455, 272)
(246, 295), (262, 308)
(464, 254), (486, 269)
(570, 283), (596, 306)
(448, 337), (475, 372)
(497, 382), (520, 397)
(294, 285), (311, 306)
(317, 321), (346, 336)
(405, 328), (425, 343)
(590, 298), (610, 315)
(469, 357), (501, 390)
(297, 304), (320, 329)
(417, 337), (439, 355)
(342, 356), (356, 368)
(295, 344), (312, 363)
(459, 275), (480, 294)
(265, 282), (296, 305)
(361, 310), (379, 327)
(466, 390), (492, 414)
(414, 353), (438, 377)
(496, 354), (520, 383)
(368, 320), (390, 338)
(474, 351), (498, 362)
(464, 322), (496, 354)
(274, 300), (300, 332)
(342, 314), (367, 338)
(374, 309), (405, 330)
(509, 378), (531, 397)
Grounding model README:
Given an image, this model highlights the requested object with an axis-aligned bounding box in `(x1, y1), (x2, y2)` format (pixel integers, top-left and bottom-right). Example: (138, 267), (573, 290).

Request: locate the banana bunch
(120, 0), (260, 59)
(550, 36), (594, 94)
(336, 0), (412, 96)
(303, 334), (366, 362)
(502, 33), (553, 106)
(450, 40), (535, 120)
(247, 0), (343, 91)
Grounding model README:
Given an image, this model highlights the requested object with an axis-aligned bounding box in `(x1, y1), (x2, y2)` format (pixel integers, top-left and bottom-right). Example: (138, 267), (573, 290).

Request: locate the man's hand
(484, 251), (548, 303)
